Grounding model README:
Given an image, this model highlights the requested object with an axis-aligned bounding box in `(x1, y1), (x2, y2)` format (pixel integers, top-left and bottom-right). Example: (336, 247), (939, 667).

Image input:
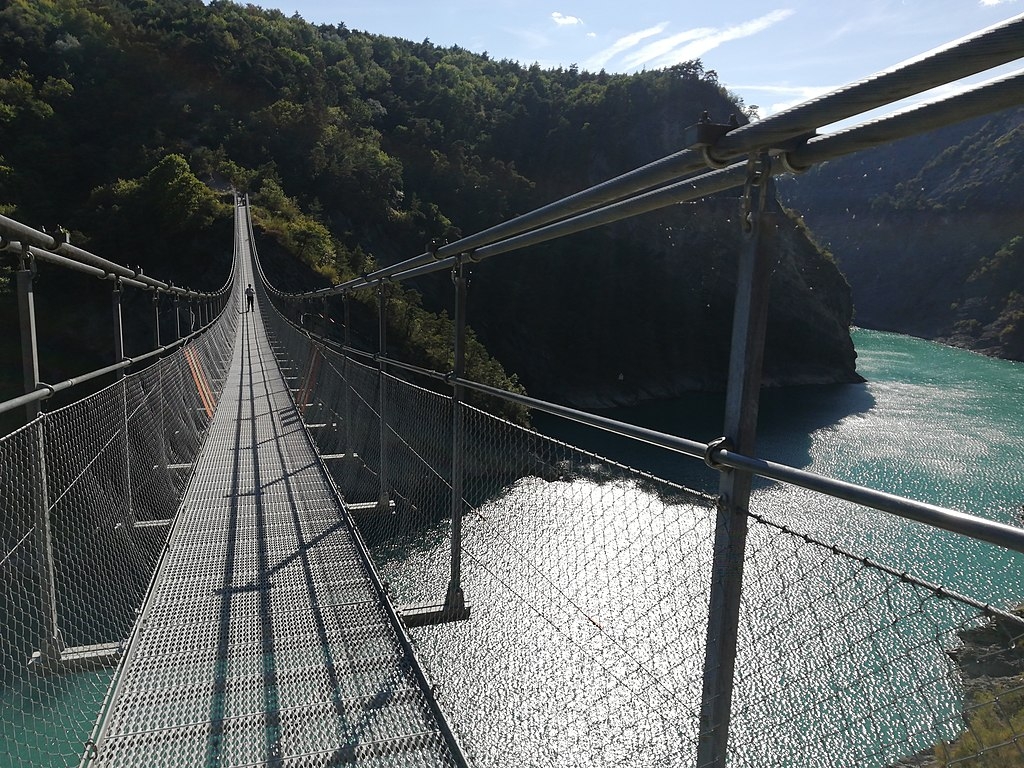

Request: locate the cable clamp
(740, 151), (771, 234)
(41, 226), (69, 251)
(779, 152), (810, 175)
(700, 145), (731, 170)
(428, 238), (446, 260)
(704, 436), (733, 470)
(686, 112), (737, 170)
(19, 244), (37, 276)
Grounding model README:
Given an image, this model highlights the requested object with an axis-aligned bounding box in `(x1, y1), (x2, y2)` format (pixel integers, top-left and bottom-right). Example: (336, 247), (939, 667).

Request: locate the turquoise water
(7, 330), (1024, 766)
(383, 329), (1024, 767)
(787, 328), (1024, 521)
(539, 328), (1024, 598)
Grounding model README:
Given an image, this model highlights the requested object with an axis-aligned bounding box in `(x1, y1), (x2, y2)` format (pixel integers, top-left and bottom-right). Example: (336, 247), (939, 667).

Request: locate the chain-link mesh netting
(1, 305), (236, 767)
(728, 512), (1024, 768)
(263, 297), (1024, 768)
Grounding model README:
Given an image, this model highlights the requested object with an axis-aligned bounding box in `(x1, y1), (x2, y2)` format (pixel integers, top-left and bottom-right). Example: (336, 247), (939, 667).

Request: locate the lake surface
(534, 329), (1024, 591)
(7, 329), (1023, 767)
(380, 328), (1024, 767)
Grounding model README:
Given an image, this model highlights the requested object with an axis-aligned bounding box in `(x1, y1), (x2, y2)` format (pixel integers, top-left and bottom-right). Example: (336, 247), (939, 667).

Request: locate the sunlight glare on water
(378, 474), (717, 767)
(377, 329), (1024, 767)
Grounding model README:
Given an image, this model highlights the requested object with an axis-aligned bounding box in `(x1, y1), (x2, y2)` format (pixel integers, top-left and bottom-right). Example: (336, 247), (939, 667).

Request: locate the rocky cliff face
(458, 193), (861, 409)
(777, 106), (1024, 361)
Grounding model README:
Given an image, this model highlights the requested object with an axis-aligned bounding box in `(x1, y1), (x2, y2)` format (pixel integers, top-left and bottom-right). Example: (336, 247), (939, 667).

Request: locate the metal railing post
(15, 248), (42, 424)
(343, 294), (352, 457)
(112, 278), (133, 519)
(446, 258), (468, 614)
(15, 249), (63, 664)
(112, 277), (125, 379)
(29, 419), (63, 666)
(698, 152), (775, 768)
(173, 294), (180, 342)
(152, 291), (161, 349)
(377, 284), (391, 510)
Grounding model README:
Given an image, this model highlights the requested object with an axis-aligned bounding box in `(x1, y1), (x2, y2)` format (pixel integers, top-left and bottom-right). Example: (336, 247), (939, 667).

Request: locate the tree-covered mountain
(0, 0), (861, 413)
(777, 106), (1024, 361)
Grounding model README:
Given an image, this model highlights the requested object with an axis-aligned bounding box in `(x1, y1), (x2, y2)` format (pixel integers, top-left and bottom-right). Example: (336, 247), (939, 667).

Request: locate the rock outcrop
(463, 193), (862, 409)
(777, 106), (1024, 361)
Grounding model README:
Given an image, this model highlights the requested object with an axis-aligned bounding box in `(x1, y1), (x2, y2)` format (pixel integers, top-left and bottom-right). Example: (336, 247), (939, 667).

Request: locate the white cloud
(979, 0), (1017, 5)
(584, 23), (669, 71)
(592, 10), (794, 73)
(621, 27), (716, 70)
(552, 12), (583, 26)
(642, 9), (795, 70)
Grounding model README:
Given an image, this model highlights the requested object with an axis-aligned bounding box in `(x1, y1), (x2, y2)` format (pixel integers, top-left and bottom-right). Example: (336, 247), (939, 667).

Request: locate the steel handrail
(266, 12), (1024, 299)
(381, 67), (1024, 283)
(0, 328), (210, 417)
(3, 241), (154, 291)
(1, 197), (243, 416)
(0, 215), (230, 299)
(714, 447), (1024, 553)
(787, 67), (1024, 170)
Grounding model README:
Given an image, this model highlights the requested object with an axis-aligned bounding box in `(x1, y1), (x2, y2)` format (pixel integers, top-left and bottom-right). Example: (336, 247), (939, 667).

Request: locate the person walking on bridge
(245, 284), (255, 313)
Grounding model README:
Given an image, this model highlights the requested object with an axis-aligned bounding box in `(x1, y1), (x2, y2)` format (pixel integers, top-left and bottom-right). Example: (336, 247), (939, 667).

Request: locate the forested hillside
(778, 106), (1024, 361)
(0, 0), (861, 410)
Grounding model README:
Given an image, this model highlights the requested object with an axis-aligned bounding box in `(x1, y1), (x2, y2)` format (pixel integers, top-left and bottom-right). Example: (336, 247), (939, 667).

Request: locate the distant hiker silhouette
(245, 284), (255, 312)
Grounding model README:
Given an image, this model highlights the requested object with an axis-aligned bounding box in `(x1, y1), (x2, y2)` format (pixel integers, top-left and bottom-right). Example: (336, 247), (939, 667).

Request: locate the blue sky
(258, 1), (1022, 125)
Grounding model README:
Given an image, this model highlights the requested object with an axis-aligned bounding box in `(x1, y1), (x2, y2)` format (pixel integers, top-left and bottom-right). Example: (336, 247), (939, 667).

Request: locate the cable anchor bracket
(685, 111), (739, 170)
(704, 436), (734, 471)
(741, 151), (772, 234)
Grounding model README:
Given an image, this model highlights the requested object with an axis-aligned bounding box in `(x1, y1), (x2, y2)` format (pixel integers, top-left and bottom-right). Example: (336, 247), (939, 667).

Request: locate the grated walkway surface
(86, 238), (462, 767)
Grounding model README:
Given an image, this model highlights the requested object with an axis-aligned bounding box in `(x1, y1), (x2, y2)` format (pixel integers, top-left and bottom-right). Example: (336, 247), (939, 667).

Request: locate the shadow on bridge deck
(85, 242), (464, 766)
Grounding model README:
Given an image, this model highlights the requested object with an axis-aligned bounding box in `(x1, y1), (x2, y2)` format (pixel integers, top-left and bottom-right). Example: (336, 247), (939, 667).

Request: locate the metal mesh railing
(0, 302), (237, 768)
(262, 304), (1024, 768)
(729, 514), (1024, 768)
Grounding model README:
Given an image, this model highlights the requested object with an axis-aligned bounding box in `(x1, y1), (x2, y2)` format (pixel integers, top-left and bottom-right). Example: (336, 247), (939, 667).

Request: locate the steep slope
(777, 106), (1024, 360)
(0, 0), (861, 410)
(461, 196), (860, 408)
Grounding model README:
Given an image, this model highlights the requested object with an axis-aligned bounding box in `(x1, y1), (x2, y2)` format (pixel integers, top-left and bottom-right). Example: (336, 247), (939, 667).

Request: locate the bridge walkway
(85, 216), (463, 767)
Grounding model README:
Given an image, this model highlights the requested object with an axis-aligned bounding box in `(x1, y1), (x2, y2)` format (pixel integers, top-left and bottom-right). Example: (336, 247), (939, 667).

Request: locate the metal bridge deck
(87, 250), (461, 766)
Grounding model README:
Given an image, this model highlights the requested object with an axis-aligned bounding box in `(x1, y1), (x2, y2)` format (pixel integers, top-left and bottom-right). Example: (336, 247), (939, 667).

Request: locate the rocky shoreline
(891, 606), (1024, 767)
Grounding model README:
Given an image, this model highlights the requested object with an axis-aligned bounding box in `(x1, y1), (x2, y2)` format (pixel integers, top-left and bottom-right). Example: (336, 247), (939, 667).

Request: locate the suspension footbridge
(69, 204), (467, 766)
(3, 13), (1024, 768)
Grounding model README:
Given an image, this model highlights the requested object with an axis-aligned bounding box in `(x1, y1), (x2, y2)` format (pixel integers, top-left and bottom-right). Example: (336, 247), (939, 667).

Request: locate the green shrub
(935, 682), (1024, 767)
